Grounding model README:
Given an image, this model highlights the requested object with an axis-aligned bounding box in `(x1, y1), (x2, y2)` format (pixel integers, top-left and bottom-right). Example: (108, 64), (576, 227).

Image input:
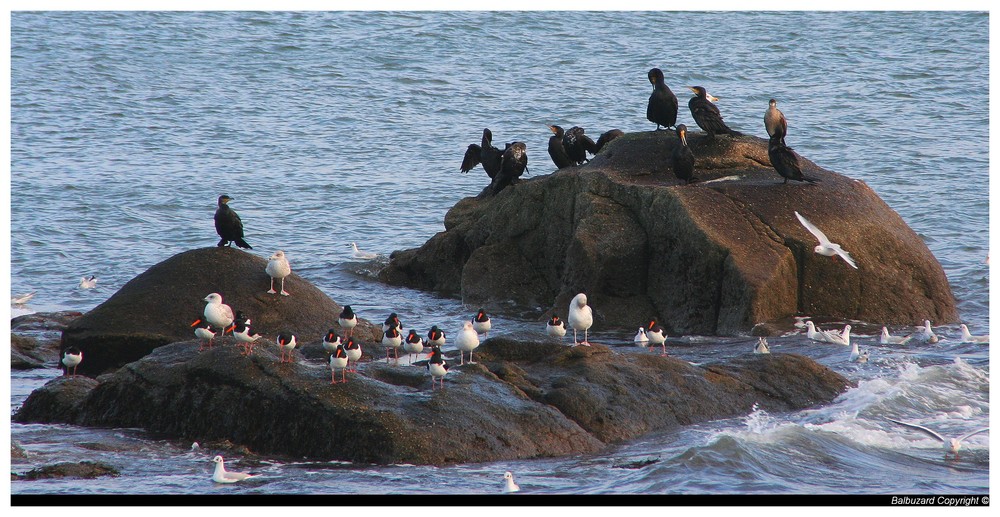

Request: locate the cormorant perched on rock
(688, 86), (739, 138)
(460, 128), (503, 179)
(764, 98), (787, 145)
(671, 124), (696, 183)
(214, 195), (252, 249)
(768, 136), (818, 184)
(646, 68), (678, 130)
(489, 142), (527, 195)
(547, 125), (574, 169)
(594, 129), (624, 153)
(563, 126), (597, 166)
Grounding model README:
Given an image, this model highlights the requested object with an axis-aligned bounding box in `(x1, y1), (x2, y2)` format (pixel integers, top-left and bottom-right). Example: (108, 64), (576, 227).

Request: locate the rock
(11, 311), (80, 369)
(379, 131), (958, 334)
(14, 461), (119, 481)
(14, 375), (98, 424)
(11, 442), (29, 463)
(12, 311), (83, 333)
(16, 335), (850, 465)
(60, 247), (381, 375)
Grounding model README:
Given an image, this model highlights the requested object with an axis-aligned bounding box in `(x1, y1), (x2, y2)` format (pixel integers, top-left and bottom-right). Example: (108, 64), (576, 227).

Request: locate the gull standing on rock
(338, 305), (358, 338)
(211, 456), (258, 484)
(567, 293), (593, 346)
(914, 320), (939, 343)
(203, 293), (235, 336)
(880, 327), (912, 345)
(265, 250), (291, 296)
(62, 347), (83, 376)
(794, 211), (857, 269)
(214, 195), (252, 249)
(456, 321), (481, 365)
(888, 419), (989, 457)
(503, 471), (521, 493)
(959, 324), (989, 343)
(546, 315), (567, 340)
(472, 308), (492, 337)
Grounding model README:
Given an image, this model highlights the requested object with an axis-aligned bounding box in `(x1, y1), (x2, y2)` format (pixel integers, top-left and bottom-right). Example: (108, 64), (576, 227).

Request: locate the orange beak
(190, 318), (203, 327)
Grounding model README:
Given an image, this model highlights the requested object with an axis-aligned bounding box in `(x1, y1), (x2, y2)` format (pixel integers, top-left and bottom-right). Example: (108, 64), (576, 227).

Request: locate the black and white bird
(645, 320), (667, 355)
(687, 86), (738, 138)
(330, 344), (349, 384)
(426, 345), (449, 390)
(404, 329), (424, 365)
(344, 337), (363, 372)
(214, 195), (252, 249)
(61, 347), (83, 377)
(567, 293), (593, 346)
(338, 305), (358, 338)
(546, 315), (567, 340)
(472, 308), (492, 337)
(382, 313), (403, 333)
(382, 326), (403, 363)
(426, 325), (446, 348)
(265, 250), (291, 296)
(322, 329), (342, 353)
(233, 319), (261, 356)
(277, 332), (297, 363)
(191, 317), (217, 351)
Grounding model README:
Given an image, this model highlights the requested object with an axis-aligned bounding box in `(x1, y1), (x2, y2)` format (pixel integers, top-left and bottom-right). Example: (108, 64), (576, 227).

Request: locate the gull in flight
(11, 292), (35, 305)
(794, 211), (857, 269)
(888, 418), (989, 456)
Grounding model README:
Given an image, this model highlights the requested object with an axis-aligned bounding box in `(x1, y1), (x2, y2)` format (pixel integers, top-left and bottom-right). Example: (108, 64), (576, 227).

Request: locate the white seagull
(11, 292), (35, 305)
(849, 341), (868, 363)
(794, 211), (858, 269)
(754, 337), (770, 354)
(959, 324), (989, 343)
(456, 321), (480, 365)
(805, 321), (840, 344)
(880, 327), (912, 345)
(634, 327), (649, 345)
(211, 456), (259, 484)
(503, 471), (520, 493)
(824, 324), (852, 346)
(567, 293), (593, 346)
(265, 250), (291, 296)
(888, 418), (989, 456)
(62, 347), (83, 376)
(203, 293), (235, 334)
(348, 242), (378, 260)
(80, 275), (98, 289)
(914, 320), (939, 343)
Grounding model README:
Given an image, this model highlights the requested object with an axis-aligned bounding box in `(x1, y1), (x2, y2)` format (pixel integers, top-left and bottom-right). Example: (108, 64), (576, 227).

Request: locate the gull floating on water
(805, 321), (842, 344)
(794, 211), (858, 269)
(348, 242), (378, 260)
(211, 455), (259, 484)
(959, 324), (989, 343)
(265, 250), (291, 296)
(754, 337), (770, 354)
(880, 327), (912, 345)
(11, 292), (35, 305)
(887, 418), (989, 455)
(567, 293), (593, 346)
(503, 471), (520, 493)
(849, 341), (868, 363)
(634, 327), (649, 345)
(80, 276), (98, 289)
(824, 324), (851, 346)
(914, 320), (939, 343)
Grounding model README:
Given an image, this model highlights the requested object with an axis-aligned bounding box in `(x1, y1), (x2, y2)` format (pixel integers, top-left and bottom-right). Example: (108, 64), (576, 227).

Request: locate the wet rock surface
(13, 461), (120, 481)
(379, 131), (958, 334)
(11, 311), (81, 370)
(16, 335), (851, 465)
(59, 247), (381, 376)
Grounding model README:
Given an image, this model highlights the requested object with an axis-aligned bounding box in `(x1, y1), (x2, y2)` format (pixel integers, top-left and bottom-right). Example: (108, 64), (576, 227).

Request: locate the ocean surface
(8, 11), (989, 497)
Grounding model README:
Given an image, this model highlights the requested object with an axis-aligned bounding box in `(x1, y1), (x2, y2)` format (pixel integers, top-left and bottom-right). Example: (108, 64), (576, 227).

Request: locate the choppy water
(9, 11), (989, 497)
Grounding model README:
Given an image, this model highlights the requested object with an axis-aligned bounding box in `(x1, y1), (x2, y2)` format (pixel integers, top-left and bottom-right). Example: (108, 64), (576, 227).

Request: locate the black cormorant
(594, 129), (624, 153)
(489, 141), (528, 195)
(563, 126), (597, 166)
(460, 128), (503, 179)
(646, 68), (678, 130)
(547, 125), (574, 169)
(214, 195), (252, 249)
(688, 86), (739, 138)
(764, 98), (787, 145)
(768, 136), (818, 184)
(671, 124), (696, 183)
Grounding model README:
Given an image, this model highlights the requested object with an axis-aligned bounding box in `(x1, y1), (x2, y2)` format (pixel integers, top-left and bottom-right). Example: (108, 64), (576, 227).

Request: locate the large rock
(60, 247), (381, 376)
(11, 311), (81, 370)
(15, 336), (850, 465)
(380, 131), (958, 334)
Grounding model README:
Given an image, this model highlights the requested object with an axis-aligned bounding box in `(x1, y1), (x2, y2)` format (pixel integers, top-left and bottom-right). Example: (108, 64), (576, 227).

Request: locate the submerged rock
(380, 131), (958, 334)
(16, 336), (850, 465)
(14, 461), (119, 481)
(60, 247), (381, 375)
